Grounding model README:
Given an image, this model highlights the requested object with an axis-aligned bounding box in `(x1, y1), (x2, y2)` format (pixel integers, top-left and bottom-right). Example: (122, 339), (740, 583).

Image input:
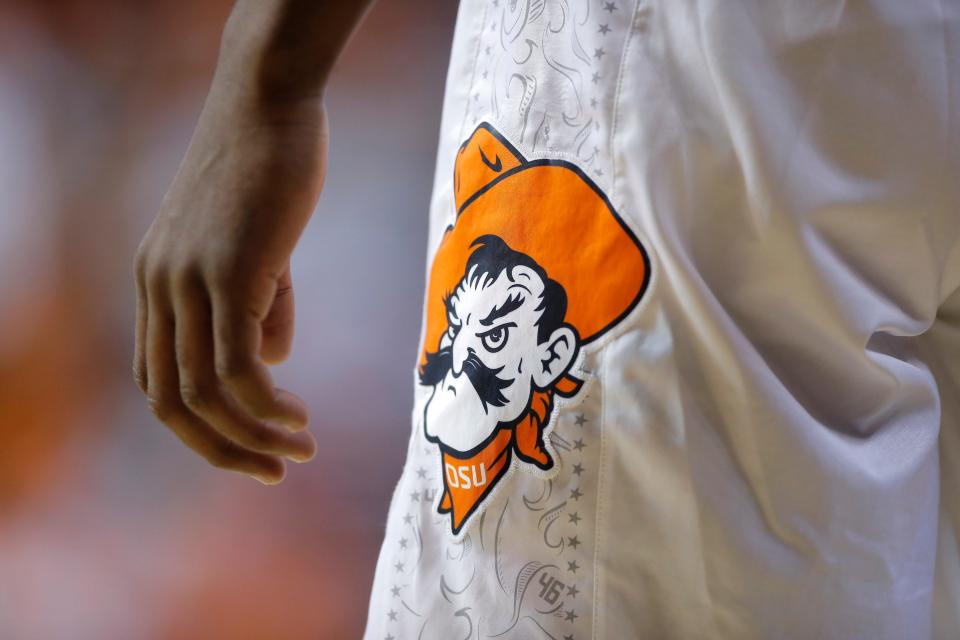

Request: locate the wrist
(212, 27), (326, 112)
(213, 0), (374, 109)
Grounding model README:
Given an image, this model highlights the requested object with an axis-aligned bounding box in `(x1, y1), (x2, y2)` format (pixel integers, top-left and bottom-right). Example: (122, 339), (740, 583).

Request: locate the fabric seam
(595, 2), (643, 637)
(609, 0), (643, 198)
(592, 343), (608, 640)
(456, 2), (489, 155)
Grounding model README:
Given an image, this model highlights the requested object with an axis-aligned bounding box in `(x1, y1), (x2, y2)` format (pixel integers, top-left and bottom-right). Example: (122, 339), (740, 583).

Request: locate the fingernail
(254, 473), (282, 485)
(270, 420), (307, 433)
(287, 451), (315, 464)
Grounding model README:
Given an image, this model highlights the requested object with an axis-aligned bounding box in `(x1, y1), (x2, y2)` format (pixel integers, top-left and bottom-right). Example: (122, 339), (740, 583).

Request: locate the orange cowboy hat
(419, 122), (651, 370)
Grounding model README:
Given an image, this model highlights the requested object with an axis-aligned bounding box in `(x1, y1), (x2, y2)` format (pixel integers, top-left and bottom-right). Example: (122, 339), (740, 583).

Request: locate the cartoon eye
(480, 323), (513, 353)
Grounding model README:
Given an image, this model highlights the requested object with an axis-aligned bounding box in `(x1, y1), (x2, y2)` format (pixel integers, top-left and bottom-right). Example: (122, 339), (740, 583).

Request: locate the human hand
(133, 93), (327, 485)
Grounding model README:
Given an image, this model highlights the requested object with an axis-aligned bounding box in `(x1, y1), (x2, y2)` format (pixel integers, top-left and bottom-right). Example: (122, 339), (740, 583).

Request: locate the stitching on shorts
(456, 2), (489, 148)
(595, 5), (643, 638)
(591, 346), (608, 640)
(610, 0), (643, 198)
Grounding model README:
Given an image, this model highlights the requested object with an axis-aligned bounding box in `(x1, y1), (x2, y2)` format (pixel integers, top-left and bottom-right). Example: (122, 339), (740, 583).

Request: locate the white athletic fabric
(364, 1), (960, 638)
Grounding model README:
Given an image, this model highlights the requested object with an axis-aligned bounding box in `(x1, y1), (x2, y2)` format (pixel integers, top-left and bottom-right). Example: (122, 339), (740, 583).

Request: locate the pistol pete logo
(418, 123), (650, 535)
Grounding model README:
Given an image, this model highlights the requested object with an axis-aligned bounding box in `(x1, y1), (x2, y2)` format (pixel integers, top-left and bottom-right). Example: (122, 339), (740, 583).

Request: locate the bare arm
(133, 0), (375, 484)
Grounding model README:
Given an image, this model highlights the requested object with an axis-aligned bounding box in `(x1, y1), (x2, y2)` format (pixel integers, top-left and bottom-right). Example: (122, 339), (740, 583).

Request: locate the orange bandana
(438, 378), (582, 532)
(437, 430), (511, 530)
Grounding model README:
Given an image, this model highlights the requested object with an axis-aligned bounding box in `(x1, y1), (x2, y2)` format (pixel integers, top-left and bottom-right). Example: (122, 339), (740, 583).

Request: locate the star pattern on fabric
(403, 513), (413, 524)
(399, 537), (408, 549)
(387, 610), (398, 621)
(553, 407), (592, 632)
(591, 72), (601, 84)
(603, 1), (617, 13)
(394, 561), (404, 572)
(598, 23), (611, 35)
(593, 47), (606, 60)
(390, 585), (401, 597)
(415, 466), (427, 479)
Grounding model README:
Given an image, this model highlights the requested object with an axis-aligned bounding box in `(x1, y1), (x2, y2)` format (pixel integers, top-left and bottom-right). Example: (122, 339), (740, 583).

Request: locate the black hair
(464, 234), (567, 344)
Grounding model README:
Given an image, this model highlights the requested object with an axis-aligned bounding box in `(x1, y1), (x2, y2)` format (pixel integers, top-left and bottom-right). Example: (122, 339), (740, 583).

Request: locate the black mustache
(419, 346), (452, 386)
(419, 346), (513, 413)
(462, 352), (513, 412)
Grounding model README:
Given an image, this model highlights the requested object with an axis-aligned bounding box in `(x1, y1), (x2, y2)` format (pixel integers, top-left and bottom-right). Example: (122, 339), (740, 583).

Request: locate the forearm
(135, 2), (383, 484)
(212, 0), (377, 108)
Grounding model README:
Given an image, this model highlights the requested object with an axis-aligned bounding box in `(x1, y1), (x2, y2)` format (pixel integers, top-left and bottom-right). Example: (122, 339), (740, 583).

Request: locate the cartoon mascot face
(419, 123), (650, 535)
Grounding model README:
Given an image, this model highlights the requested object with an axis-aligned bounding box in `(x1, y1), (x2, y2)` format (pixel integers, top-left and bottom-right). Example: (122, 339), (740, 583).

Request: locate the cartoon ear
(533, 326), (577, 389)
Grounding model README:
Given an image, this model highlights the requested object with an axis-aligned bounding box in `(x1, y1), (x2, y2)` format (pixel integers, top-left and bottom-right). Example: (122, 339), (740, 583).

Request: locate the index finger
(210, 288), (309, 431)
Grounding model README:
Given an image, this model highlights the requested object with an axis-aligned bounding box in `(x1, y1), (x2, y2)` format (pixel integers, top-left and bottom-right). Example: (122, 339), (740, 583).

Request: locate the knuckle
(207, 440), (241, 470)
(178, 379), (212, 411)
(248, 423), (277, 449)
(132, 365), (147, 392)
(133, 249), (149, 281)
(207, 262), (240, 290)
(246, 402), (271, 421)
(215, 353), (249, 383)
(170, 262), (202, 292)
(144, 265), (170, 294)
(146, 394), (178, 422)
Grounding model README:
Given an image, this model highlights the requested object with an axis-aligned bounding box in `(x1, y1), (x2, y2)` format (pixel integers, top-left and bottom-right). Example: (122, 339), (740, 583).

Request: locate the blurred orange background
(0, 1), (457, 637)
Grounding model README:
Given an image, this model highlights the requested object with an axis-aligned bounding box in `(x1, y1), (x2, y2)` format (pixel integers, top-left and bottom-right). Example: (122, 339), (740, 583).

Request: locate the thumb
(260, 264), (295, 365)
